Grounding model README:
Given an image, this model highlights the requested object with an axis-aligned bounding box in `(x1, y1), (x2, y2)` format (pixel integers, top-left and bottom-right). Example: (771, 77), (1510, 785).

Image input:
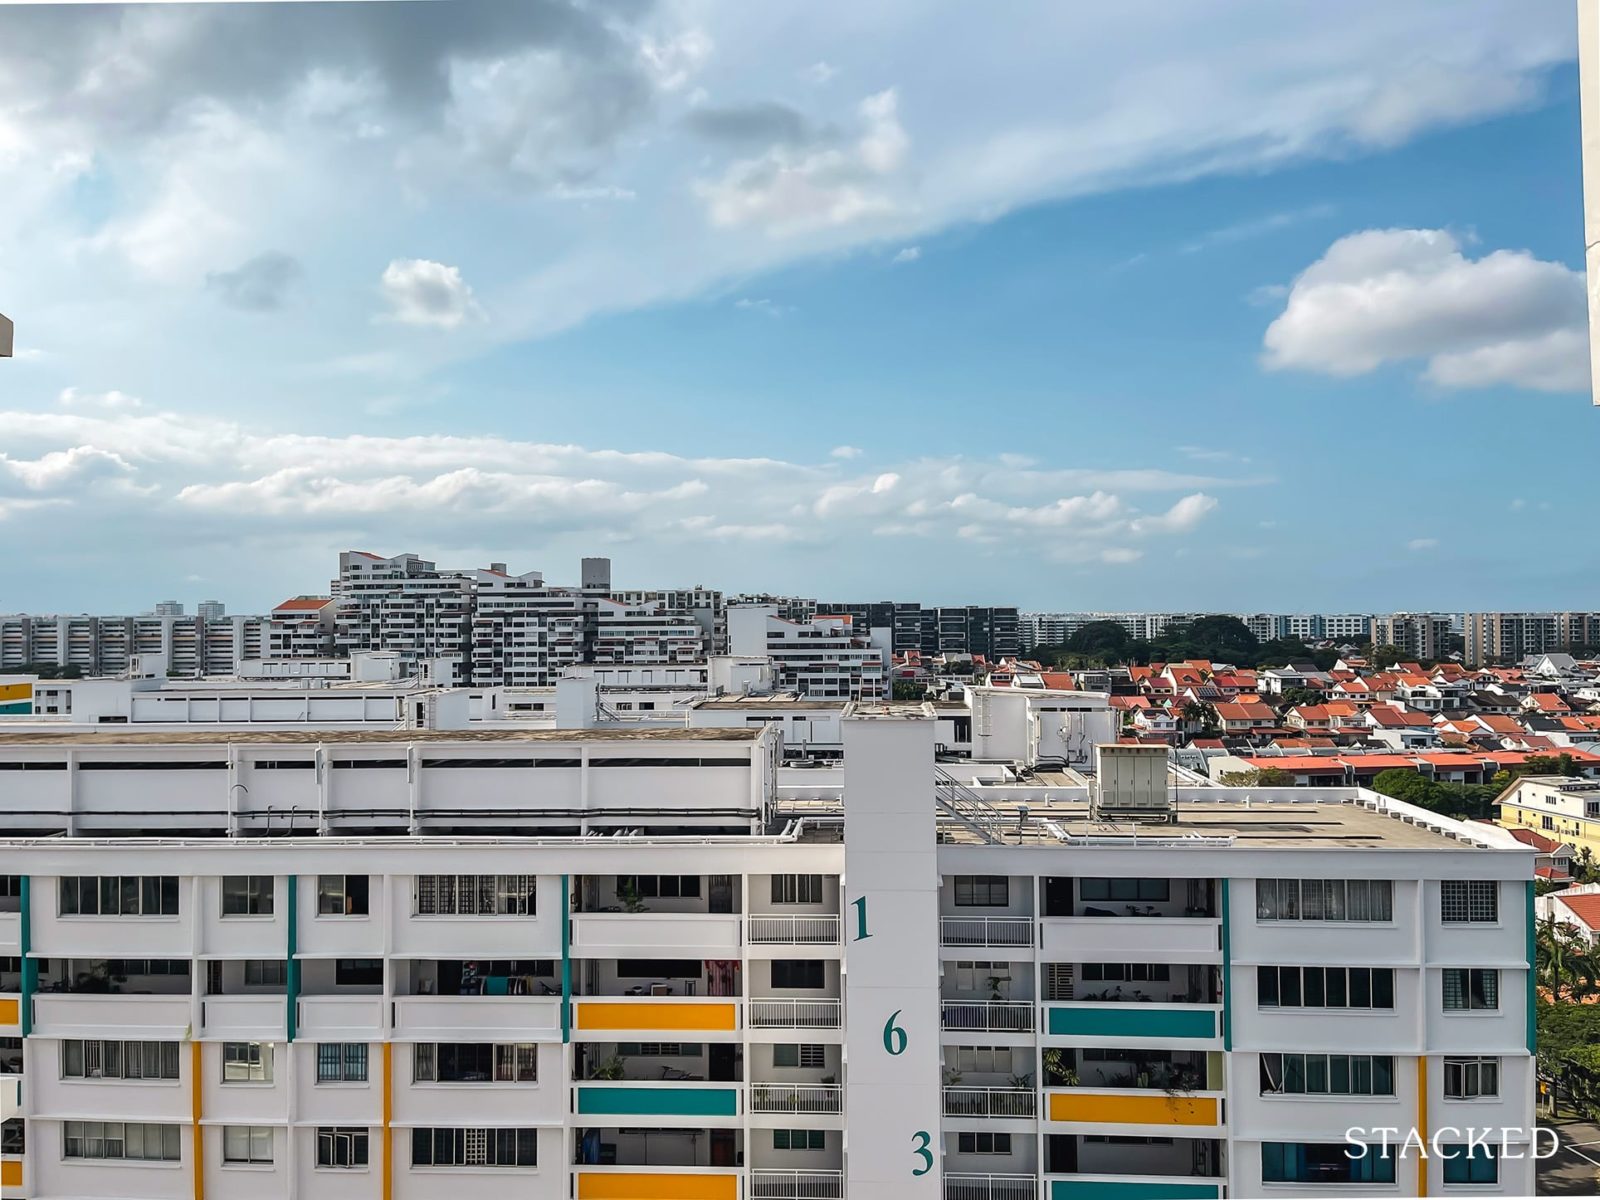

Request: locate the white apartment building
(1461, 613), (1600, 667)
(0, 712), (1536, 1200)
(593, 598), (707, 665)
(1373, 614), (1454, 662)
(728, 607), (886, 702)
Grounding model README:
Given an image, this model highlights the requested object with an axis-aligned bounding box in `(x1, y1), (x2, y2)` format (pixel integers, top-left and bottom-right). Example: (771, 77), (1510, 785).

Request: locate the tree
(891, 681), (927, 701)
(1278, 686), (1324, 710)
(1370, 768), (1434, 807)
(1064, 621), (1133, 662)
(1524, 754), (1584, 778)
(1538, 915), (1599, 1004)
(1217, 766), (1293, 787)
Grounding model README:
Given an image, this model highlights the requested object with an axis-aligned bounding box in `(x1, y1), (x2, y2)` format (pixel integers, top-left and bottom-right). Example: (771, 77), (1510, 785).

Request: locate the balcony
(574, 1167), (740, 1200)
(1046, 1088), (1223, 1130)
(574, 997), (741, 1036)
(296, 994), (383, 1039)
(945, 1174), (1038, 1200)
(747, 998), (842, 1029)
(200, 994), (286, 1039)
(748, 915), (841, 945)
(575, 1081), (742, 1120)
(1043, 1002), (1220, 1043)
(942, 1086), (1037, 1118)
(750, 1168), (844, 1198)
(941, 1001), (1034, 1034)
(32, 993), (190, 1038)
(393, 995), (562, 1040)
(941, 916), (1034, 949)
(749, 1083), (842, 1114)
(1040, 918), (1217, 960)
(1045, 1175), (1220, 1200)
(572, 913), (742, 956)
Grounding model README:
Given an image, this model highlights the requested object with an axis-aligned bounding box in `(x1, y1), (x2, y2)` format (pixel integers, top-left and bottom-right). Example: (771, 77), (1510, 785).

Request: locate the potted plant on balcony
(1042, 1048), (1077, 1087)
(590, 1053), (628, 1080)
(617, 879), (646, 913)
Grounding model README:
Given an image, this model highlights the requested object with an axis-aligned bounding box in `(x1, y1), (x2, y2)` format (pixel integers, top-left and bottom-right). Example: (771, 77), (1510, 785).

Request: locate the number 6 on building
(882, 1009), (907, 1055)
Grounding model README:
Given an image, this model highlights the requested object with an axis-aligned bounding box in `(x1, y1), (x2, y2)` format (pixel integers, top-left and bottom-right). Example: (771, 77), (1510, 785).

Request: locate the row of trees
(1537, 916), (1600, 1118)
(1032, 615), (1449, 672)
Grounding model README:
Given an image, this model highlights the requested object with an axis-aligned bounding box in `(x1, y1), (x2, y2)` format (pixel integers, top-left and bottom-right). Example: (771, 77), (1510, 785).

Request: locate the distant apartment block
(1464, 612), (1600, 666)
(1372, 613), (1454, 661)
(816, 602), (1020, 660)
(728, 605), (886, 700)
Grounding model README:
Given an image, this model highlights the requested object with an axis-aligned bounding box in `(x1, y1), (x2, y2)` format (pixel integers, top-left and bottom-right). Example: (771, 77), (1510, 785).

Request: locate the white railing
(940, 916), (1034, 948)
(942, 1086), (1036, 1118)
(749, 1083), (843, 1113)
(940, 1000), (1034, 1033)
(750, 1169), (846, 1199)
(748, 915), (841, 945)
(748, 997), (842, 1028)
(944, 1173), (1038, 1200)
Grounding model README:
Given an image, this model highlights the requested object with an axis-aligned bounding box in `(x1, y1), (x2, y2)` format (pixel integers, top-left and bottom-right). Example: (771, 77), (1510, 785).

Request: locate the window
(1443, 1057), (1499, 1099)
(1082, 963), (1169, 983)
(411, 1127), (537, 1168)
(59, 876), (179, 917)
(616, 960), (701, 979)
(413, 1043), (537, 1083)
(0, 1118), (20, 1155)
(1441, 880), (1498, 924)
(1262, 1142), (1397, 1184)
(317, 875), (369, 916)
(1257, 966), (1395, 1010)
(616, 1043), (702, 1057)
(1260, 1054), (1395, 1096)
(1256, 879), (1393, 922)
(221, 876), (274, 917)
(223, 1126), (274, 1165)
(950, 1046), (1011, 1074)
(1442, 1144), (1498, 1184)
(957, 1132), (1012, 1155)
(1079, 878), (1170, 903)
(771, 874), (823, 905)
(1443, 969), (1499, 1011)
(771, 960), (825, 989)
(316, 1127), (369, 1169)
(335, 959), (383, 986)
(222, 1042), (273, 1083)
(317, 1043), (369, 1083)
(61, 1040), (181, 1081)
(773, 1044), (826, 1069)
(954, 876), (1009, 907)
(243, 960), (287, 987)
(415, 875), (536, 916)
(0, 1037), (20, 1075)
(616, 875), (700, 899)
(773, 1129), (826, 1151)
(63, 1121), (182, 1162)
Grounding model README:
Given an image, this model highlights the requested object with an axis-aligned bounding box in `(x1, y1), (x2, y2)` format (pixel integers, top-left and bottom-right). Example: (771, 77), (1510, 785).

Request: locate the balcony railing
(748, 915), (841, 945)
(941, 1000), (1034, 1033)
(749, 998), (842, 1029)
(750, 1168), (845, 1199)
(944, 1173), (1038, 1200)
(942, 1086), (1037, 1118)
(940, 916), (1034, 948)
(749, 1083), (843, 1114)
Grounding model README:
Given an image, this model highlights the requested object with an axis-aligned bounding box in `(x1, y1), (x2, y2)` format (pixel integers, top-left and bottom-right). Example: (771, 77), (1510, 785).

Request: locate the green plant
(1008, 1072), (1033, 1090)
(590, 1053), (628, 1080)
(1042, 1048), (1077, 1087)
(617, 879), (646, 914)
(942, 1066), (963, 1087)
(985, 975), (1007, 1000)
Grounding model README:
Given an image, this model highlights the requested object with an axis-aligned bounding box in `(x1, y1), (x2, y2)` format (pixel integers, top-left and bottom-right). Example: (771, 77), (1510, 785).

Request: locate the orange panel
(578, 1172), (737, 1199)
(576, 1001), (737, 1032)
(0, 1160), (20, 1189)
(1049, 1090), (1218, 1126)
(0, 998), (17, 1028)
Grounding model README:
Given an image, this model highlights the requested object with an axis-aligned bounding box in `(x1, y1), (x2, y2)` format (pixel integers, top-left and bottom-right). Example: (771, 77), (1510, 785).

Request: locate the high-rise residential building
(1463, 612), (1563, 666)
(814, 602), (925, 653)
(0, 715), (1537, 1198)
(153, 600), (185, 617)
(1373, 613), (1454, 661)
(196, 600), (226, 622)
(728, 605), (886, 699)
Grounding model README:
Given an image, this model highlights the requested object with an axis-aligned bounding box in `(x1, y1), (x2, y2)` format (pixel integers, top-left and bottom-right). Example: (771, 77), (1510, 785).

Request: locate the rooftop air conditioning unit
(1092, 743), (1175, 824)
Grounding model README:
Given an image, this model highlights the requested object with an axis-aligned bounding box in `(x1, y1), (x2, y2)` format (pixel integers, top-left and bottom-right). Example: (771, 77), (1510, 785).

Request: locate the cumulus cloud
(891, 245), (921, 264)
(57, 387), (143, 411)
(830, 445), (863, 459)
(695, 88), (909, 235)
(1407, 537), (1440, 551)
(206, 251), (303, 312)
(1262, 228), (1588, 392)
(380, 259), (484, 328)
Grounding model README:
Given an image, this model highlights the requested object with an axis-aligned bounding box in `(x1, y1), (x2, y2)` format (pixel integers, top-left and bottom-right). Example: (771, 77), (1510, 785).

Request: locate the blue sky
(0, 0), (1593, 613)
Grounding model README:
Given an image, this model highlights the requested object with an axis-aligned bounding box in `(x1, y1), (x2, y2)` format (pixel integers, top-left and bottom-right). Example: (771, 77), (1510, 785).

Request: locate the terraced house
(0, 708), (1535, 1198)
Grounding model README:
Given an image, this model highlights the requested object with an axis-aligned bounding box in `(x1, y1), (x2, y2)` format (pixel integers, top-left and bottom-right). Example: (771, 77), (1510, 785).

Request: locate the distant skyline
(0, 1), (1595, 612)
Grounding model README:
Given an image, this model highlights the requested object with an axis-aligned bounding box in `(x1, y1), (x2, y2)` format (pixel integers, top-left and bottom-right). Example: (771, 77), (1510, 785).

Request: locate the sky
(0, 0), (1595, 615)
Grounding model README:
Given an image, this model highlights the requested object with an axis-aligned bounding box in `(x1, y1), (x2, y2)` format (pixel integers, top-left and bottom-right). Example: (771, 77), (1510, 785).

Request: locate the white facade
(728, 607), (885, 701)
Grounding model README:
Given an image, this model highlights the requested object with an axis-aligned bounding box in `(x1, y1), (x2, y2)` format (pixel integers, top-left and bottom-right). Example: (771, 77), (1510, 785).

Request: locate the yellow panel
(0, 998), (18, 1028)
(578, 1172), (737, 1200)
(1049, 1091), (1218, 1126)
(0, 1159), (20, 1188)
(0, 683), (31, 703)
(576, 1001), (737, 1032)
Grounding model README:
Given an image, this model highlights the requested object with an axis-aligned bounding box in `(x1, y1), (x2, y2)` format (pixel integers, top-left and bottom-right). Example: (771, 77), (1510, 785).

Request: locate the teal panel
(1220, 878), (1232, 1051)
(1047, 1005), (1215, 1040)
(19, 876), (34, 1036)
(1526, 879), (1536, 1054)
(576, 1086), (739, 1117)
(0, 702), (31, 715)
(286, 874), (299, 1041)
(1052, 1181), (1219, 1200)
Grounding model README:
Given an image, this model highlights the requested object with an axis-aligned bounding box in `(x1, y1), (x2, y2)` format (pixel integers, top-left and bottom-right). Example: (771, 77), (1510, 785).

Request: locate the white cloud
(800, 61), (838, 86)
(379, 259), (484, 328)
(1129, 492), (1219, 535)
(1262, 228), (1588, 392)
(734, 296), (791, 317)
(57, 387), (143, 411)
(830, 445), (862, 460)
(1407, 537), (1439, 551)
(891, 245), (921, 264)
(1099, 547), (1143, 564)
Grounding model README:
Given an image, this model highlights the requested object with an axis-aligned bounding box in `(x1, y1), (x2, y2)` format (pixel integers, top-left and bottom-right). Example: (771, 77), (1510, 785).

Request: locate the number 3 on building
(911, 1130), (933, 1176)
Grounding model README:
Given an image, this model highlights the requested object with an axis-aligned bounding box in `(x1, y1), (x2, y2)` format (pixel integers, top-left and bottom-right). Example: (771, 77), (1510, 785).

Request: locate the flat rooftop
(0, 726), (763, 746)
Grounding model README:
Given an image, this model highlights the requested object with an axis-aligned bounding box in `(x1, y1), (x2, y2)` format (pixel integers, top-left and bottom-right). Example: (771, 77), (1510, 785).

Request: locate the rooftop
(0, 726), (763, 746)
